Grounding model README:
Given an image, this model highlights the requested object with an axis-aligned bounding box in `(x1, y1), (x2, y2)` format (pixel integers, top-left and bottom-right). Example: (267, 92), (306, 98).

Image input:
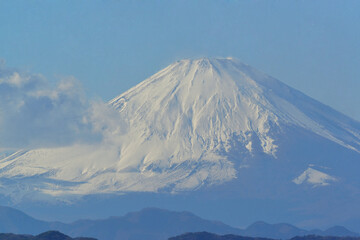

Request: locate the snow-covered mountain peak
(110, 57), (281, 158)
(0, 57), (360, 199)
(110, 57), (360, 155)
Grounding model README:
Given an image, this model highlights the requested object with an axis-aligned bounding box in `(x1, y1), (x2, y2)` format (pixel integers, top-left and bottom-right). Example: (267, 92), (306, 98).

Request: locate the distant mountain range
(169, 232), (360, 240)
(0, 206), (357, 240)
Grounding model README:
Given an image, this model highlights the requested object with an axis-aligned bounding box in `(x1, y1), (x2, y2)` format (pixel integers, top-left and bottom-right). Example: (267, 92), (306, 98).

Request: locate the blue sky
(0, 0), (360, 120)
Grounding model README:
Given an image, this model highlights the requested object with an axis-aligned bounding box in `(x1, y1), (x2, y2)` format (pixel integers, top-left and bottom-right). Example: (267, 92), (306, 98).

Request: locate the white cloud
(0, 63), (111, 149)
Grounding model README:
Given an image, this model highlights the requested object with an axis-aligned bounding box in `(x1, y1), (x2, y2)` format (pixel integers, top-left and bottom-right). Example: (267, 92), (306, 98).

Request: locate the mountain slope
(0, 206), (49, 235)
(0, 57), (359, 199)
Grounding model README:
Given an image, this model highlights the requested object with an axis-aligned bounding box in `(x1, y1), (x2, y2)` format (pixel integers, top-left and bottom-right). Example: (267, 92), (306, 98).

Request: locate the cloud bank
(0, 63), (107, 149)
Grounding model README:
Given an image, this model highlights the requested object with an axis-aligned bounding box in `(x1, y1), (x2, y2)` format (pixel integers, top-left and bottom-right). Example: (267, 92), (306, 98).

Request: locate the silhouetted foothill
(169, 232), (360, 240)
(0, 231), (96, 240)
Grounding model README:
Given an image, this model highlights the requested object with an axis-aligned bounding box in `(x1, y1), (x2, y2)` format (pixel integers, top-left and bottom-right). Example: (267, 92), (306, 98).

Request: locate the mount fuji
(0, 57), (360, 228)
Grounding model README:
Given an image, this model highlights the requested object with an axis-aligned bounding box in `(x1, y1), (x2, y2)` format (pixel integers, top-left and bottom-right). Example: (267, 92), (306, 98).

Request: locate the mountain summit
(0, 57), (359, 201)
(111, 57), (359, 154)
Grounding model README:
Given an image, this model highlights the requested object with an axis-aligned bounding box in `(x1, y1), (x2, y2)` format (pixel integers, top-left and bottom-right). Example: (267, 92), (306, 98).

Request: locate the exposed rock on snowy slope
(0, 57), (359, 199)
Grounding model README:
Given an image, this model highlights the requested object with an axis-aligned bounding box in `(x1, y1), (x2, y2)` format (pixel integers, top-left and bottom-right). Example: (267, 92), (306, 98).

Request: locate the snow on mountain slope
(110, 58), (360, 155)
(0, 57), (359, 199)
(293, 166), (338, 187)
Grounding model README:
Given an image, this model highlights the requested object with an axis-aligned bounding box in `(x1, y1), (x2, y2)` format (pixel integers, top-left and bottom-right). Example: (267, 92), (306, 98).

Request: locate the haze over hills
(0, 58), (360, 228)
(0, 206), (357, 240)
